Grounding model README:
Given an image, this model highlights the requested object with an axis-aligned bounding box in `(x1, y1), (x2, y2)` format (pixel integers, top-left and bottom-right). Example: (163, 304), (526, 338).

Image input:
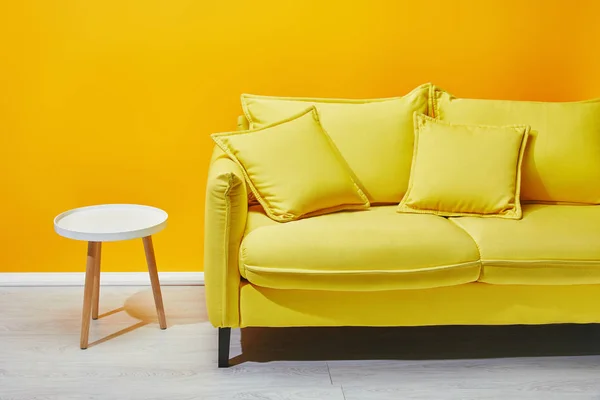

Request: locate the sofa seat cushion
(240, 205), (481, 291)
(450, 204), (600, 285)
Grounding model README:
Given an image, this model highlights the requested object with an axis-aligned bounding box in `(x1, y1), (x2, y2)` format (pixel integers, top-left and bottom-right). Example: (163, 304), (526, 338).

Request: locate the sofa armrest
(204, 154), (248, 328)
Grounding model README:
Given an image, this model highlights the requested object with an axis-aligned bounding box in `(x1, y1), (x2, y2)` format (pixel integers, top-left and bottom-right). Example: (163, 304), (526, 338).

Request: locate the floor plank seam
(340, 384), (347, 400)
(326, 361), (333, 385)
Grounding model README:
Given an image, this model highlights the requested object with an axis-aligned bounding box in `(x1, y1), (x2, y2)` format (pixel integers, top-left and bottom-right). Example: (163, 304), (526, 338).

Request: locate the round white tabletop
(54, 204), (168, 242)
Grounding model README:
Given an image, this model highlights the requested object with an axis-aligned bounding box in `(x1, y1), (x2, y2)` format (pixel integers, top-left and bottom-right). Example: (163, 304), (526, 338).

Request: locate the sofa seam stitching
(241, 260), (481, 276)
(448, 219), (484, 277)
(483, 259), (600, 267)
(220, 173), (233, 327)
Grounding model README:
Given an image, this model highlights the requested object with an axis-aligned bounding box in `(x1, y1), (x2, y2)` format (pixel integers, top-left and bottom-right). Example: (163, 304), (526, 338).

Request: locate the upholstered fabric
(240, 84), (430, 204)
(239, 282), (600, 327)
(236, 114), (249, 131)
(239, 205), (481, 291)
(451, 204), (600, 285)
(398, 113), (529, 219)
(212, 107), (369, 222)
(432, 87), (600, 204)
(210, 145), (259, 205)
(203, 157), (247, 328)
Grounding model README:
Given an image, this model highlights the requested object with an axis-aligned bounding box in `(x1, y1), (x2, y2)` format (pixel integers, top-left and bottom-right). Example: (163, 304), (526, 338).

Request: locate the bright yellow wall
(2, 0), (599, 273)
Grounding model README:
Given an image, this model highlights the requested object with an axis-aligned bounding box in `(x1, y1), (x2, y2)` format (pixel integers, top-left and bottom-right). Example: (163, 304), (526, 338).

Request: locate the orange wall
(2, 0), (599, 273)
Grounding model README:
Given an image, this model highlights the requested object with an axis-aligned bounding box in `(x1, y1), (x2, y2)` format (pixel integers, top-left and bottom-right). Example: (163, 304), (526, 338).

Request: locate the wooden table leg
(81, 241), (100, 349)
(91, 242), (102, 320)
(142, 236), (167, 329)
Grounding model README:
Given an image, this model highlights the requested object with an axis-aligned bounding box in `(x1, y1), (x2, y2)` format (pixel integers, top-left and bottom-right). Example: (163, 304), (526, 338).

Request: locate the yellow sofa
(204, 86), (600, 367)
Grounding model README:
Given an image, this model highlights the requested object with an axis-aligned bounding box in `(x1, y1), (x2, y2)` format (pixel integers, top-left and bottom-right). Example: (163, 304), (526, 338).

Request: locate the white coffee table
(54, 204), (169, 349)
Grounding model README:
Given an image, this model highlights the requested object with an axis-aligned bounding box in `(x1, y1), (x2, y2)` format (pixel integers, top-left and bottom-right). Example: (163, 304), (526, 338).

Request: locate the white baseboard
(0, 272), (204, 287)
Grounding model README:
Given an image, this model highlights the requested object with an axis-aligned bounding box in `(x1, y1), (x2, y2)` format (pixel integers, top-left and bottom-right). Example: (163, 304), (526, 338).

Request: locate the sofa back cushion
(432, 87), (600, 204)
(240, 84), (431, 204)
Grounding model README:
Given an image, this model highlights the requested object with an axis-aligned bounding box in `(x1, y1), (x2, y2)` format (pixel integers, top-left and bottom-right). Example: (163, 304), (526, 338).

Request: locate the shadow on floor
(231, 324), (600, 365)
(123, 286), (208, 327)
(85, 286), (207, 347)
(88, 321), (149, 348)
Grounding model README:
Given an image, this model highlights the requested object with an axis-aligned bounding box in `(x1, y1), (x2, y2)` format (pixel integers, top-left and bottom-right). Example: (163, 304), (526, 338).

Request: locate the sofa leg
(218, 327), (231, 368)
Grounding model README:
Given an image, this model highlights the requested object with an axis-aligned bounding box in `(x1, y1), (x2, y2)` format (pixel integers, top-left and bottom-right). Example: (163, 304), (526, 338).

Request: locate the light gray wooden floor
(1, 286), (600, 400)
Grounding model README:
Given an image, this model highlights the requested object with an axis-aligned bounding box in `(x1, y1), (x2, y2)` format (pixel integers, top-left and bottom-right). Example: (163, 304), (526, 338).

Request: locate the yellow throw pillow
(240, 84), (431, 204)
(398, 113), (529, 219)
(432, 86), (600, 204)
(211, 107), (370, 222)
